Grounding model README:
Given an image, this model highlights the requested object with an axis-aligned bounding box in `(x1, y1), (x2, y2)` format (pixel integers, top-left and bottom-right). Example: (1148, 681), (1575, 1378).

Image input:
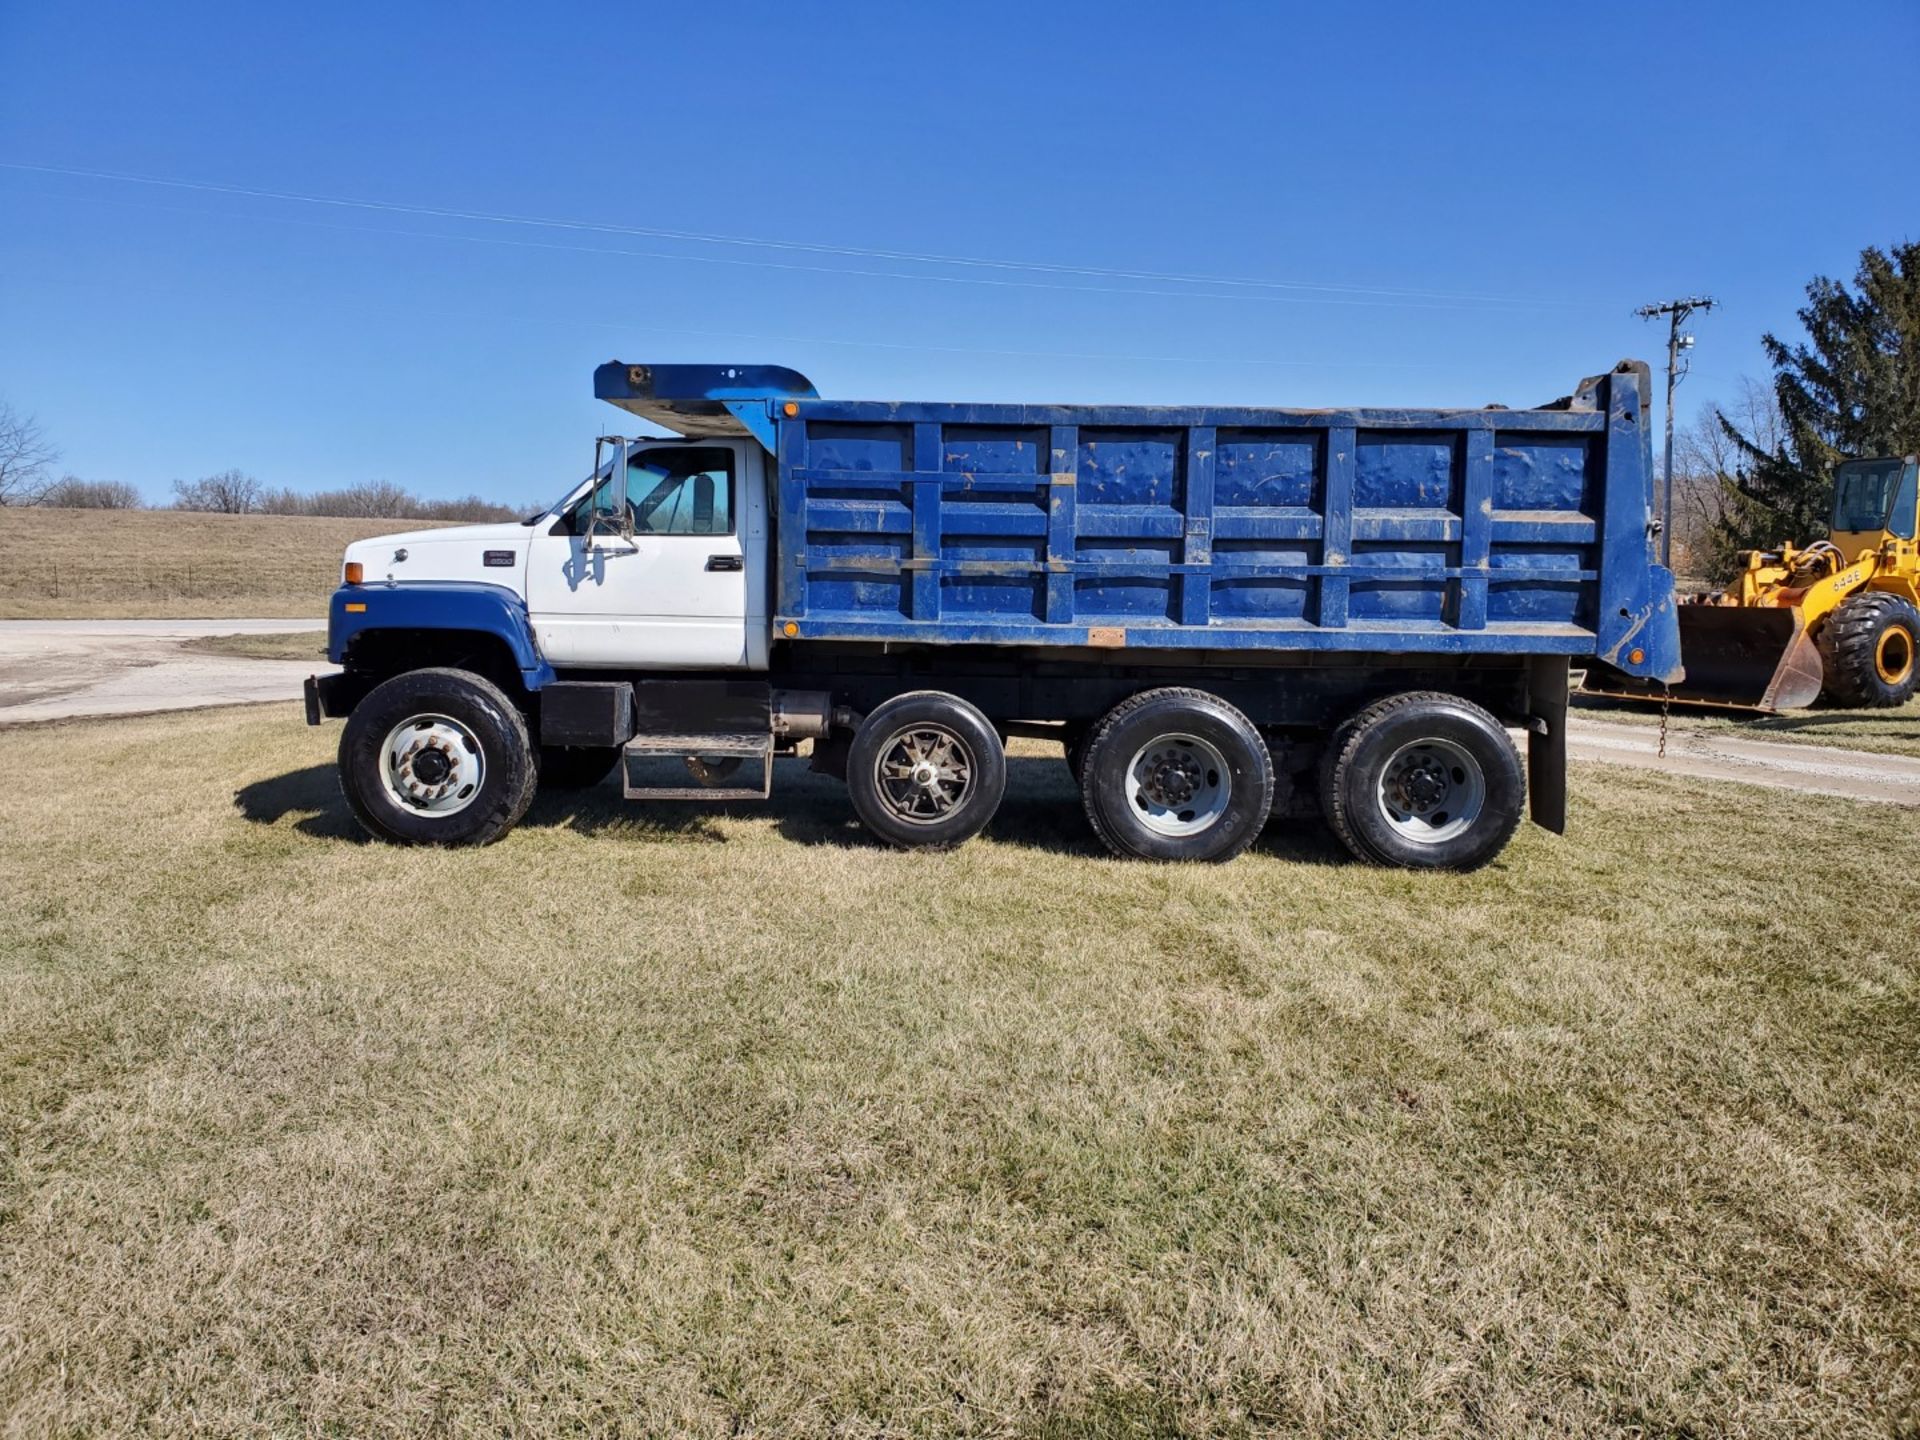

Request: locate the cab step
(621, 731), (773, 801)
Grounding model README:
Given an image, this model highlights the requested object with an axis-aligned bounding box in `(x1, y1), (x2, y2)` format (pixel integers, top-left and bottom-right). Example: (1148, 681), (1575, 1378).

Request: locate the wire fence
(0, 560), (342, 608)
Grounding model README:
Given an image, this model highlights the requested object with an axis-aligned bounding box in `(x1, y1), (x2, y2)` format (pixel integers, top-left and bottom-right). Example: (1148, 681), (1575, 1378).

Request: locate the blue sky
(2, 1), (1915, 506)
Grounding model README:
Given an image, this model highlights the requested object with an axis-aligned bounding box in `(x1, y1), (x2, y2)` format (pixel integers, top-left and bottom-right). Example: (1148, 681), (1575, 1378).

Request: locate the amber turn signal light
(343, 562), (364, 584)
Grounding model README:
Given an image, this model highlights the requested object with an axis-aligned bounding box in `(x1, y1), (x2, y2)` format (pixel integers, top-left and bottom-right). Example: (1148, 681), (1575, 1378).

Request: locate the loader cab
(1830, 456), (1919, 554)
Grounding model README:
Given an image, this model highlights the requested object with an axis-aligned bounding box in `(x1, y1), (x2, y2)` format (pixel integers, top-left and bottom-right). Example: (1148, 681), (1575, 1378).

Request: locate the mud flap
(304, 671), (368, 724)
(1526, 658), (1568, 834)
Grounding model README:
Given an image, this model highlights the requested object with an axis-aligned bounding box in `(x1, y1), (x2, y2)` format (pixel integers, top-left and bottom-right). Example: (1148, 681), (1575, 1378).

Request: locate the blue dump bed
(600, 361), (1683, 680)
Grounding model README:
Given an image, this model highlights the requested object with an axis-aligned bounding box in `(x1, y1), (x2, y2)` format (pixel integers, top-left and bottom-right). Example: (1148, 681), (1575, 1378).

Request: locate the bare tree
(329, 480), (419, 518)
(1667, 380), (1788, 583)
(0, 401), (59, 506)
(252, 480), (519, 521)
(257, 486), (310, 516)
(420, 493), (521, 523)
(172, 469), (262, 514)
(39, 475), (143, 509)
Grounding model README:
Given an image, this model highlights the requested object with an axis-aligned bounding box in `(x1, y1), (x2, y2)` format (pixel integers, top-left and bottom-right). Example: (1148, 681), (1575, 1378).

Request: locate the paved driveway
(0, 619), (324, 724)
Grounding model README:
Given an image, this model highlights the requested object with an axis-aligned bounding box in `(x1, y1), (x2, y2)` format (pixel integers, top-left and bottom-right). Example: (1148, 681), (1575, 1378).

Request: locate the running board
(621, 731), (773, 801)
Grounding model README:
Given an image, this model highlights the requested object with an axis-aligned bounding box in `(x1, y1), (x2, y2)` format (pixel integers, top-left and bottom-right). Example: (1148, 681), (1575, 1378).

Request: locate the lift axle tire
(340, 668), (536, 846)
(1319, 692), (1525, 872)
(846, 691), (1007, 850)
(1817, 594), (1920, 708)
(536, 745), (622, 790)
(1080, 688), (1274, 863)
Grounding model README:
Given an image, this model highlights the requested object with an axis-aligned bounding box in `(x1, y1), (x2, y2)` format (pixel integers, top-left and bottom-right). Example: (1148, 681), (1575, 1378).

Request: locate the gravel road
(0, 618), (323, 724)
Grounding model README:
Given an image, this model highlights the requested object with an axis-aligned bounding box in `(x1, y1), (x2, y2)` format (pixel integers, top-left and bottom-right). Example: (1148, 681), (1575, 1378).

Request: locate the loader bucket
(1581, 605), (1825, 712)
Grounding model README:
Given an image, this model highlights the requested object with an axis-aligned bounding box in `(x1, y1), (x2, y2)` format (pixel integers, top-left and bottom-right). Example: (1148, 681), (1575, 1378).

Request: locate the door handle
(706, 554), (744, 572)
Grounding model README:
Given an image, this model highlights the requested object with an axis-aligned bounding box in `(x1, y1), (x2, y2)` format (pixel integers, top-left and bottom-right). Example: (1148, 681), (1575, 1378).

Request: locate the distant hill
(0, 508), (457, 618)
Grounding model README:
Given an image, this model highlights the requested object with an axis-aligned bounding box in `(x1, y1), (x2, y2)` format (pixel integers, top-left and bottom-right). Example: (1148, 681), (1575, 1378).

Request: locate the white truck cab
(341, 436), (771, 671)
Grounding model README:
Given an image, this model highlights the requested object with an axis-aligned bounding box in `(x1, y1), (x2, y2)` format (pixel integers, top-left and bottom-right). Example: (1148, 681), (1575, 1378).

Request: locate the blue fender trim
(327, 581), (555, 688)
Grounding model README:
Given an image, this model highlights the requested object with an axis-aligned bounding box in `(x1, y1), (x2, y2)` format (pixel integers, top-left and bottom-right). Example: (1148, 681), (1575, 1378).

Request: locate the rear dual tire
(1319, 692), (1525, 871)
(1080, 688), (1275, 863)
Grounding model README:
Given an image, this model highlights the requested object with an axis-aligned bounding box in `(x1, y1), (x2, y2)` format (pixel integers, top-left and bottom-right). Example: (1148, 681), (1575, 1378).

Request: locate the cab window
(1891, 463), (1918, 541)
(564, 447), (734, 536)
(1831, 458), (1906, 533)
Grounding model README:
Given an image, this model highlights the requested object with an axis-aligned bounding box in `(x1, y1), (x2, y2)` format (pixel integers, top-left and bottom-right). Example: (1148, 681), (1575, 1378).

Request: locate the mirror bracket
(584, 436), (636, 547)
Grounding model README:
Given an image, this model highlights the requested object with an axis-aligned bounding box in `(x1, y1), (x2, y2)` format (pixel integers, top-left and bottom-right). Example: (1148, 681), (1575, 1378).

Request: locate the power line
(18, 259), (1464, 371)
(1636, 295), (1718, 567)
(0, 159), (1601, 311)
(19, 184), (1573, 314)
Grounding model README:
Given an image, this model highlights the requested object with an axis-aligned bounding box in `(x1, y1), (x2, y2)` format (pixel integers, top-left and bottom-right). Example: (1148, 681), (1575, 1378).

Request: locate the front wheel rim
(874, 724), (975, 824)
(1126, 733), (1232, 836)
(380, 713), (485, 817)
(1375, 737), (1485, 846)
(1876, 626), (1914, 686)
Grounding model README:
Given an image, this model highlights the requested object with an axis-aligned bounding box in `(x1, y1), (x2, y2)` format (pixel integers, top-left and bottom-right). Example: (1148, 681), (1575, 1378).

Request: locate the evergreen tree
(1710, 241), (1920, 562)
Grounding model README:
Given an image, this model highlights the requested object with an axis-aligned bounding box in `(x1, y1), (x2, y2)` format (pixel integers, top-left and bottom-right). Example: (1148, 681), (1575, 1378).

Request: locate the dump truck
(1583, 454), (1919, 710)
(305, 359), (1682, 870)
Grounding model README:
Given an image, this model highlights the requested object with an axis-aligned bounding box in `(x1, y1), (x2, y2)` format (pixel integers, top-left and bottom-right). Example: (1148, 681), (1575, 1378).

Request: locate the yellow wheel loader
(1584, 455), (1920, 710)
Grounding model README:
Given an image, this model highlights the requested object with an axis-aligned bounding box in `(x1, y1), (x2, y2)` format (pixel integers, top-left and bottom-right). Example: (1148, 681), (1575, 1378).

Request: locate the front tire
(846, 691), (1008, 850)
(1080, 688), (1274, 862)
(1319, 692), (1524, 871)
(340, 668), (536, 846)
(1817, 594), (1920, 708)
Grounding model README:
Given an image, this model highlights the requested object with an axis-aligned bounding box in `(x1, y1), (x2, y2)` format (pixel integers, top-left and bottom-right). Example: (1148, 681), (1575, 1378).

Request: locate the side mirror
(585, 437), (635, 546)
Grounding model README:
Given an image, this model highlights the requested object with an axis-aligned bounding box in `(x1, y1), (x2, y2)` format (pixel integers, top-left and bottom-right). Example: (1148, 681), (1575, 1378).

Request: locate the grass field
(1, 708), (1915, 1436)
(0, 508), (410, 618)
(1574, 689), (1920, 758)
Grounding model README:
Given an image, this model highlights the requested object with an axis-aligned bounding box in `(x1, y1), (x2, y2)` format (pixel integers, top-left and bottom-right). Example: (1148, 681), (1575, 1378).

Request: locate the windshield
(1831, 458), (1916, 534)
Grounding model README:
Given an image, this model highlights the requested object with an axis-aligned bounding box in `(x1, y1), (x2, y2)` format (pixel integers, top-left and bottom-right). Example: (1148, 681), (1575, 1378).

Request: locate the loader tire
(1319, 691), (1525, 871)
(340, 668), (536, 846)
(1817, 594), (1920, 708)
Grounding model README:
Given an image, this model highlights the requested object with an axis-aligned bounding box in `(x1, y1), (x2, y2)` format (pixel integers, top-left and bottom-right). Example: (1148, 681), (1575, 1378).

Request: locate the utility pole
(1636, 295), (1717, 567)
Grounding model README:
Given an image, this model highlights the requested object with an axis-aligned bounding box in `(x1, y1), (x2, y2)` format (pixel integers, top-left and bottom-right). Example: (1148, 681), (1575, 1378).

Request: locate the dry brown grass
(1, 711), (1916, 1436)
(0, 508), (410, 618)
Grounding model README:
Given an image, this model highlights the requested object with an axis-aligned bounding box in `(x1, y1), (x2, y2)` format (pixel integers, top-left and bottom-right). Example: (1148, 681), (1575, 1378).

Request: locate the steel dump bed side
(593, 360), (1682, 680)
(771, 370), (1678, 678)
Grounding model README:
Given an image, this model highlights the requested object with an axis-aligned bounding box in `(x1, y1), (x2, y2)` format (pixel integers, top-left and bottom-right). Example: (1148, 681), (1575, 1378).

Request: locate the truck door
(525, 442), (763, 669)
